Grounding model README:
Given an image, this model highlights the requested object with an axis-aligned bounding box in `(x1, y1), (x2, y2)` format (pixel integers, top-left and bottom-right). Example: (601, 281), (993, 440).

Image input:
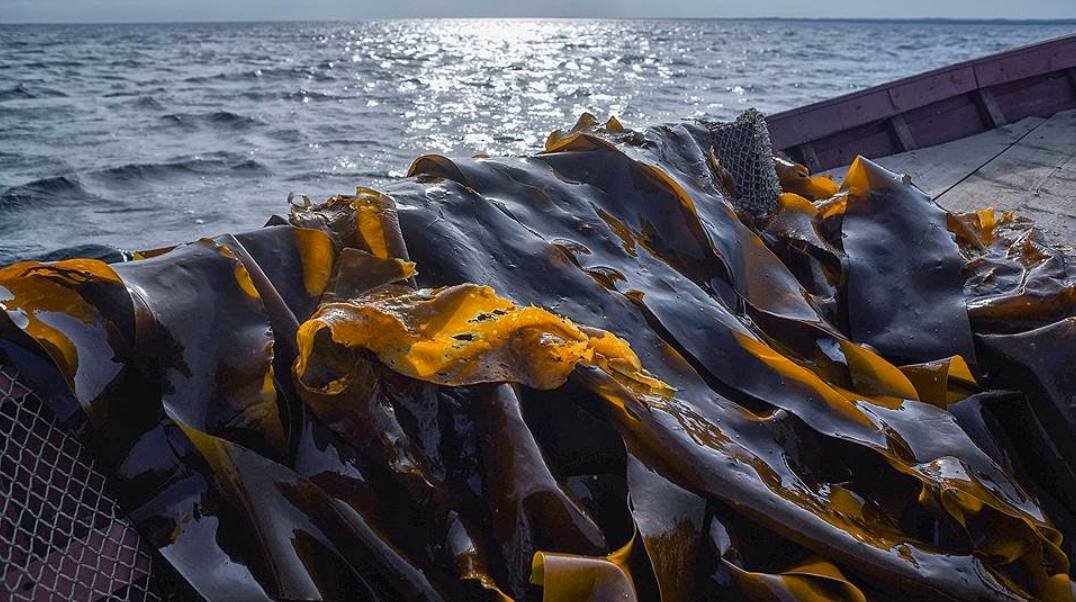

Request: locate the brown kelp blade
(0, 114), (1073, 601)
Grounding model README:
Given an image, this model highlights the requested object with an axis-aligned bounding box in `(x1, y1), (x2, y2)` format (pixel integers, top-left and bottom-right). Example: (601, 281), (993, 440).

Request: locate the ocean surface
(1, 19), (1073, 261)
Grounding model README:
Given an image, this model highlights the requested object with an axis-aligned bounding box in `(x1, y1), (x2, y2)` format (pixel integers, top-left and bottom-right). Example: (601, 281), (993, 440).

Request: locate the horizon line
(3, 16), (1076, 26)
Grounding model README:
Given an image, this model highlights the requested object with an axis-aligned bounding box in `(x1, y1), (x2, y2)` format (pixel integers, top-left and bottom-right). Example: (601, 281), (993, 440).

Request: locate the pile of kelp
(1, 114), (1074, 601)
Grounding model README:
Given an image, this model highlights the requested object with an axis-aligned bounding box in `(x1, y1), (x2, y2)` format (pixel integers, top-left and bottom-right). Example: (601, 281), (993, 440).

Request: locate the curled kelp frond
(0, 113), (1073, 601)
(295, 283), (675, 395)
(775, 155), (840, 201)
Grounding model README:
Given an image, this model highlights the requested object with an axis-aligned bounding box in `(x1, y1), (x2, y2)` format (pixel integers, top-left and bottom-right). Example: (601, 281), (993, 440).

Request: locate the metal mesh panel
(704, 108), (782, 218)
(0, 361), (163, 602)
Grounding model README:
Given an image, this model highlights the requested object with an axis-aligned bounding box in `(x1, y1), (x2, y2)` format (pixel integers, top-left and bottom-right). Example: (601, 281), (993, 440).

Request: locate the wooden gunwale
(767, 32), (1076, 172)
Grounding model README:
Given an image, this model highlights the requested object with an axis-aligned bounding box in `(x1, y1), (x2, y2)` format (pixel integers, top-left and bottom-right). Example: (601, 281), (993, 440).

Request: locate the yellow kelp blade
(726, 557), (867, 602)
(900, 355), (978, 407)
(775, 156), (839, 200)
(295, 283), (673, 395)
(531, 537), (637, 602)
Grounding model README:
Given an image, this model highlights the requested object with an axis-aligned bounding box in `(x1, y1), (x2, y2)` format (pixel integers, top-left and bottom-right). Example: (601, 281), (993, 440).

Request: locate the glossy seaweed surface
(1, 116), (1074, 601)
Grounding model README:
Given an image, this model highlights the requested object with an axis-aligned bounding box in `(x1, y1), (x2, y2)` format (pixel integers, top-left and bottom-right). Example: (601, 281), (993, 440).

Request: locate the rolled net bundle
(700, 108), (782, 218)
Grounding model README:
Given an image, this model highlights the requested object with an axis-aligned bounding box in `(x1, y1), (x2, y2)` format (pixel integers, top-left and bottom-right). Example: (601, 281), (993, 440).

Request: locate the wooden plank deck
(822, 117), (1045, 198)
(823, 109), (1076, 244)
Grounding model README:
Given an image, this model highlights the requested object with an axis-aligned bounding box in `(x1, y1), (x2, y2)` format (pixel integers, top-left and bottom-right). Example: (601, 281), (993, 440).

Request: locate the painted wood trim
(975, 89), (1008, 128)
(889, 114), (917, 152)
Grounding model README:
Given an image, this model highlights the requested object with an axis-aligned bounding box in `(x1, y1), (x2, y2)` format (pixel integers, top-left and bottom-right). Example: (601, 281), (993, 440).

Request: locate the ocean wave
(160, 110), (265, 130)
(0, 175), (95, 208)
(101, 88), (166, 98)
(0, 156), (268, 208)
(237, 88), (347, 102)
(90, 156), (268, 184)
(132, 95), (165, 110)
(228, 159), (268, 172)
(20, 60), (87, 69)
(19, 243), (130, 264)
(183, 65), (340, 84)
(0, 83), (69, 101)
(283, 88), (345, 102)
(317, 138), (381, 147)
(264, 128), (306, 143)
(182, 71), (249, 84)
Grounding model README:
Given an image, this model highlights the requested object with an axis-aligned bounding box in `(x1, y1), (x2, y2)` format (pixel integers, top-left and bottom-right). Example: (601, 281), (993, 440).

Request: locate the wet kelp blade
(0, 114), (1073, 601)
(290, 120), (1071, 599)
(839, 158), (977, 366)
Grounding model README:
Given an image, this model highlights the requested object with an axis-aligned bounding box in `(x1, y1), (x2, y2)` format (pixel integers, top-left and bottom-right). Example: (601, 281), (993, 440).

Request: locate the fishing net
(0, 361), (163, 602)
(701, 108), (782, 217)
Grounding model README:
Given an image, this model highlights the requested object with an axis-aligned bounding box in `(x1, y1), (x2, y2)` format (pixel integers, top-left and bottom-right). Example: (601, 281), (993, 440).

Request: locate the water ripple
(0, 19), (1071, 258)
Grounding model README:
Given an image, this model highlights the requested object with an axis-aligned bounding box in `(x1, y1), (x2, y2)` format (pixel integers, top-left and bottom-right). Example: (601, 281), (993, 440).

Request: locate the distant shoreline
(2, 17), (1075, 26)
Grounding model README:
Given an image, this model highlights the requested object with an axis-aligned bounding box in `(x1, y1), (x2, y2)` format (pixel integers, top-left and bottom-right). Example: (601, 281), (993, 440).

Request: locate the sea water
(1, 19), (1072, 260)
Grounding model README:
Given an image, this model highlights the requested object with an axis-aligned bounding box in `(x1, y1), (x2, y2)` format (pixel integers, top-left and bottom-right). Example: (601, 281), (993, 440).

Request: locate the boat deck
(824, 109), (1076, 244)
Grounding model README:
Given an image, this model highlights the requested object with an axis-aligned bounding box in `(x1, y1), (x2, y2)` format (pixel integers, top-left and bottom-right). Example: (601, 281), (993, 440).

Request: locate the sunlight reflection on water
(0, 19), (1071, 258)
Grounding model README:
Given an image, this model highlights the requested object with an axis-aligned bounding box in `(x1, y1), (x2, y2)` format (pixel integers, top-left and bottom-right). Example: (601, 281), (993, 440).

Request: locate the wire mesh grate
(0, 361), (163, 602)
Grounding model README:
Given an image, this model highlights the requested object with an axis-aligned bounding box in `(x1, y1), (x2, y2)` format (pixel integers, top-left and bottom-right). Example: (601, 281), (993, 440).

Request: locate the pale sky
(2, 0), (1075, 23)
